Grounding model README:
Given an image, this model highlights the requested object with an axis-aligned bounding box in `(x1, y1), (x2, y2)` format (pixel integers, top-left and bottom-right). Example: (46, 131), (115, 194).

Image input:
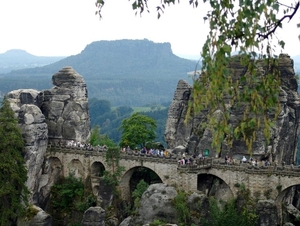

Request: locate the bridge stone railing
(46, 143), (300, 177)
(46, 143), (179, 164)
(178, 158), (300, 178)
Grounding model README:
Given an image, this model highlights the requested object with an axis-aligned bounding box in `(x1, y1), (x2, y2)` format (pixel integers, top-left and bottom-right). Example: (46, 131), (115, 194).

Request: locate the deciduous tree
(119, 112), (157, 149)
(0, 97), (29, 225)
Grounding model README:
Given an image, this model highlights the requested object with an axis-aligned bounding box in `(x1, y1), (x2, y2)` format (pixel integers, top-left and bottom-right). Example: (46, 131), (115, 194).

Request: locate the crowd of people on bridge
(60, 139), (279, 169)
(177, 151), (274, 168)
(177, 152), (208, 166)
(121, 146), (170, 157)
(226, 155), (270, 167)
(65, 140), (107, 151)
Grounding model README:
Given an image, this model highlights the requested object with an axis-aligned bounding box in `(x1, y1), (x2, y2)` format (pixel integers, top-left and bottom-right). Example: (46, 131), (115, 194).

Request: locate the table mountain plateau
(0, 39), (200, 106)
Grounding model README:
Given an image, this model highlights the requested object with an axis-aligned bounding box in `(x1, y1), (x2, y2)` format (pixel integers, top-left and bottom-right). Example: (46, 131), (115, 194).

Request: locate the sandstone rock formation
(120, 183), (211, 226)
(257, 200), (278, 226)
(120, 183), (178, 226)
(17, 205), (52, 226)
(6, 67), (91, 211)
(81, 207), (105, 226)
(7, 90), (48, 204)
(40, 67), (90, 143)
(165, 54), (300, 164)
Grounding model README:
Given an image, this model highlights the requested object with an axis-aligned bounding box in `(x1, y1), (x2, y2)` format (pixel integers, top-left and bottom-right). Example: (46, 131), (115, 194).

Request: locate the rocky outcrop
(7, 90), (48, 204)
(137, 183), (178, 224)
(6, 67), (90, 209)
(164, 80), (192, 150)
(120, 183), (178, 226)
(81, 207), (105, 226)
(17, 205), (52, 226)
(40, 67), (90, 143)
(165, 54), (300, 164)
(187, 192), (209, 225)
(257, 200), (278, 226)
(120, 183), (210, 226)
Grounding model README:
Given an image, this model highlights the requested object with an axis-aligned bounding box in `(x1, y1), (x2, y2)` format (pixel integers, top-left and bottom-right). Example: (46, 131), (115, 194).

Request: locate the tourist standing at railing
(141, 147), (146, 154)
(189, 157), (193, 165)
(121, 147), (126, 153)
(164, 150), (169, 157)
(225, 155), (228, 164)
(198, 153), (203, 160)
(265, 159), (270, 166)
(160, 150), (164, 156)
(242, 156), (247, 163)
(227, 156), (231, 164)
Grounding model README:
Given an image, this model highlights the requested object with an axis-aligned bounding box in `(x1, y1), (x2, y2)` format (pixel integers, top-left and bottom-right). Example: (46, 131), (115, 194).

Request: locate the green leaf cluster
(119, 112), (157, 149)
(89, 125), (117, 147)
(172, 190), (191, 225)
(132, 179), (149, 211)
(96, 0), (300, 154)
(203, 197), (258, 226)
(102, 147), (125, 195)
(0, 97), (29, 225)
(49, 175), (97, 225)
(184, 0), (295, 153)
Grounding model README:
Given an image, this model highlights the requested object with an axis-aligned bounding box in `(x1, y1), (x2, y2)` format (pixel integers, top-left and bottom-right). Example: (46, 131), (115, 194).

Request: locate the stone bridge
(46, 144), (300, 218)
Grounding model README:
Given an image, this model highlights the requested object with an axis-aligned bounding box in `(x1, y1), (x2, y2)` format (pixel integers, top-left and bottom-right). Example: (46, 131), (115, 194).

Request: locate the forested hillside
(0, 39), (199, 106)
(0, 49), (64, 74)
(89, 98), (168, 146)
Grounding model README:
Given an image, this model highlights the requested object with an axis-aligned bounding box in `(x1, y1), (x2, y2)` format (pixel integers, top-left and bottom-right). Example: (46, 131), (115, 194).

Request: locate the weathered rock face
(17, 205), (52, 226)
(187, 192), (209, 225)
(81, 207), (105, 226)
(122, 183), (178, 226)
(18, 104), (48, 204)
(7, 90), (48, 204)
(40, 67), (90, 143)
(164, 80), (192, 150)
(7, 89), (43, 111)
(120, 183), (209, 226)
(165, 54), (300, 164)
(38, 156), (63, 209)
(6, 67), (90, 208)
(257, 200), (278, 226)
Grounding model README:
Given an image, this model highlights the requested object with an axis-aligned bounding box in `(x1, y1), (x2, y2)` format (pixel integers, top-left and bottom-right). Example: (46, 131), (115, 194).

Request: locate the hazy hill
(293, 54), (300, 73)
(0, 39), (199, 106)
(0, 49), (65, 74)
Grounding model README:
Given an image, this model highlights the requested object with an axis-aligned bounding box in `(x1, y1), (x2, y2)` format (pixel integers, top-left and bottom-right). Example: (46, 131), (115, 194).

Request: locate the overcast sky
(0, 0), (299, 59)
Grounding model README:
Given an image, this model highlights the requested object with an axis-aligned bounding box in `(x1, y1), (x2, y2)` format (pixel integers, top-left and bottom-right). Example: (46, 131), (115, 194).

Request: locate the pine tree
(0, 97), (29, 225)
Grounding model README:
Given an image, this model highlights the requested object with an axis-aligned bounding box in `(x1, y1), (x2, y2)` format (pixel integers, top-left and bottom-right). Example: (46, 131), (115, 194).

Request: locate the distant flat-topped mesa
(165, 54), (300, 165)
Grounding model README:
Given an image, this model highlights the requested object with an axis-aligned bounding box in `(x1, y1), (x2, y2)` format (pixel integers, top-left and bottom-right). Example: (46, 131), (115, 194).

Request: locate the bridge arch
(68, 159), (84, 179)
(91, 161), (105, 177)
(275, 184), (300, 225)
(46, 156), (63, 178)
(195, 168), (236, 198)
(197, 172), (234, 201)
(119, 166), (163, 201)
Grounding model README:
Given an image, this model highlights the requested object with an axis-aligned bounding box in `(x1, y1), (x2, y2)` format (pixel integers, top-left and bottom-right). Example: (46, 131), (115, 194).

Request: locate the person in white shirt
(242, 156), (247, 163)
